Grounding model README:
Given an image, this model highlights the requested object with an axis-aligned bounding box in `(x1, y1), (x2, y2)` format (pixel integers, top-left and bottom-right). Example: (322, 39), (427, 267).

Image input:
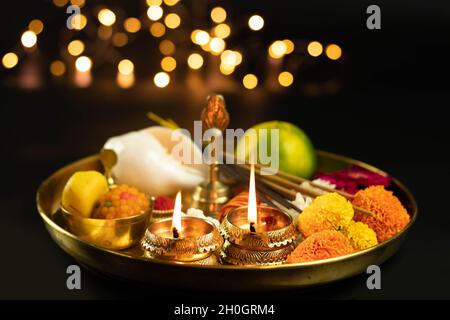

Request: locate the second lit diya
(220, 206), (298, 265)
(220, 163), (299, 265)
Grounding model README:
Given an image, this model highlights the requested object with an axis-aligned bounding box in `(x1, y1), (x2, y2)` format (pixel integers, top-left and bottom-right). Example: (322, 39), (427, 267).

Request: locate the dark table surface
(1, 0), (450, 301)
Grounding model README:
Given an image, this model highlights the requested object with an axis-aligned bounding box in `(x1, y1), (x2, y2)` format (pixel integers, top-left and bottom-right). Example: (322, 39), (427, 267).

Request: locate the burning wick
(247, 161), (258, 232)
(172, 227), (180, 239)
(171, 191), (183, 239)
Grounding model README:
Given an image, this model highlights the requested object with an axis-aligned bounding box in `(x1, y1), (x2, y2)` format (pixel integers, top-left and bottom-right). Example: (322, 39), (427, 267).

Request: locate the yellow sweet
(62, 171), (109, 217)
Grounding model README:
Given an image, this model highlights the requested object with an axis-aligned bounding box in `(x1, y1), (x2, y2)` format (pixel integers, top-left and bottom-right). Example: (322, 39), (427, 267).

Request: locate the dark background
(1, 0), (449, 301)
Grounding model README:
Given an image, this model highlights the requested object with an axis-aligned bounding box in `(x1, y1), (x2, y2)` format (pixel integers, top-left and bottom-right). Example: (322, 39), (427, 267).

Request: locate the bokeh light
(164, 0), (179, 6)
(118, 59), (134, 75)
(213, 23), (231, 39)
(307, 41), (323, 57)
(112, 32), (128, 47)
(278, 71), (294, 87)
(209, 37), (225, 55)
(159, 39), (175, 55)
(28, 19), (44, 35)
(192, 30), (210, 45)
(248, 15), (264, 31)
(243, 74), (258, 89)
(325, 44), (342, 60)
(187, 53), (203, 69)
(53, 0), (68, 7)
(164, 13), (181, 29)
(283, 39), (295, 54)
(210, 7), (227, 23)
(98, 26), (113, 40)
(124, 18), (141, 33)
(147, 5), (163, 21)
(50, 60), (66, 76)
(75, 56), (92, 72)
(161, 56), (177, 72)
(116, 73), (134, 89)
(21, 31), (37, 48)
(146, 0), (162, 5)
(98, 9), (116, 26)
(67, 40), (85, 56)
(2, 52), (19, 69)
(153, 71), (170, 88)
(150, 22), (166, 37)
(268, 40), (287, 59)
(70, 14), (87, 30)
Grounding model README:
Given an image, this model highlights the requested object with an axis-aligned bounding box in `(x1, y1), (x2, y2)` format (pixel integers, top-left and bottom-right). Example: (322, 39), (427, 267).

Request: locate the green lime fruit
(236, 121), (317, 178)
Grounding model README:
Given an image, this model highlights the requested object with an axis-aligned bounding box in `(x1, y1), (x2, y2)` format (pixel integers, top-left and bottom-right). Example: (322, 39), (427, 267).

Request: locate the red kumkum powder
(154, 196), (175, 211)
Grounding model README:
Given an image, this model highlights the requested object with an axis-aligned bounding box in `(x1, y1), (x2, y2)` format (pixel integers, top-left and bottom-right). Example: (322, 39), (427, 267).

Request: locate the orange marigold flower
(297, 193), (354, 238)
(352, 186), (410, 242)
(286, 230), (354, 263)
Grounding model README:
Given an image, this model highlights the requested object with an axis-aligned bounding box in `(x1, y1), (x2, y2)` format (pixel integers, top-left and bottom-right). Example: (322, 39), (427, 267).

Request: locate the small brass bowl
(60, 207), (151, 250)
(150, 208), (174, 224)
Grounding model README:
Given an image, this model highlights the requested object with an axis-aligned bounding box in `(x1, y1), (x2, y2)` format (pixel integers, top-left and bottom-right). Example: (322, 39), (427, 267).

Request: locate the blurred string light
(147, 5), (163, 21)
(21, 31), (37, 48)
(150, 22), (166, 37)
(164, 0), (180, 6)
(4, 2), (344, 91)
(124, 18), (141, 33)
(325, 44), (342, 60)
(278, 71), (293, 87)
(209, 37), (225, 55)
(117, 72), (135, 89)
(67, 40), (84, 56)
(2, 52), (18, 69)
(50, 60), (66, 76)
(161, 56), (176, 72)
(248, 15), (264, 31)
(118, 59), (134, 75)
(165, 13), (181, 29)
(53, 0), (68, 7)
(98, 9), (116, 26)
(147, 0), (162, 5)
(154, 71), (170, 87)
(191, 30), (209, 45)
(243, 74), (258, 89)
(283, 39), (295, 54)
(159, 40), (175, 55)
(70, 0), (85, 6)
(187, 53), (203, 69)
(112, 32), (128, 47)
(75, 56), (92, 72)
(268, 40), (287, 59)
(69, 13), (87, 30)
(307, 41), (323, 57)
(213, 23), (231, 39)
(210, 7), (227, 23)
(28, 20), (44, 34)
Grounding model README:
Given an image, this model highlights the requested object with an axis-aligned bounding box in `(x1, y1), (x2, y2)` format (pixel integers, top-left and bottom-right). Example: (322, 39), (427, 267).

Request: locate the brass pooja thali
(36, 150), (417, 290)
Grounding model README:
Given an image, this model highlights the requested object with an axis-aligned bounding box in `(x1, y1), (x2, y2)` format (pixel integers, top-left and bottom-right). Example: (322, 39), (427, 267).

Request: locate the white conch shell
(104, 126), (207, 196)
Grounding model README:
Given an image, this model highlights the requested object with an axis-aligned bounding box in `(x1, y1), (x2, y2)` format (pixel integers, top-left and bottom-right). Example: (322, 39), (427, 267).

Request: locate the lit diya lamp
(141, 191), (223, 265)
(220, 164), (299, 265)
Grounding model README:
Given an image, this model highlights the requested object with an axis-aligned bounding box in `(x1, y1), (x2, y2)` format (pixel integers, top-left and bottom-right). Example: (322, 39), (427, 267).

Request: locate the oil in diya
(220, 164), (299, 265)
(141, 191), (223, 265)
